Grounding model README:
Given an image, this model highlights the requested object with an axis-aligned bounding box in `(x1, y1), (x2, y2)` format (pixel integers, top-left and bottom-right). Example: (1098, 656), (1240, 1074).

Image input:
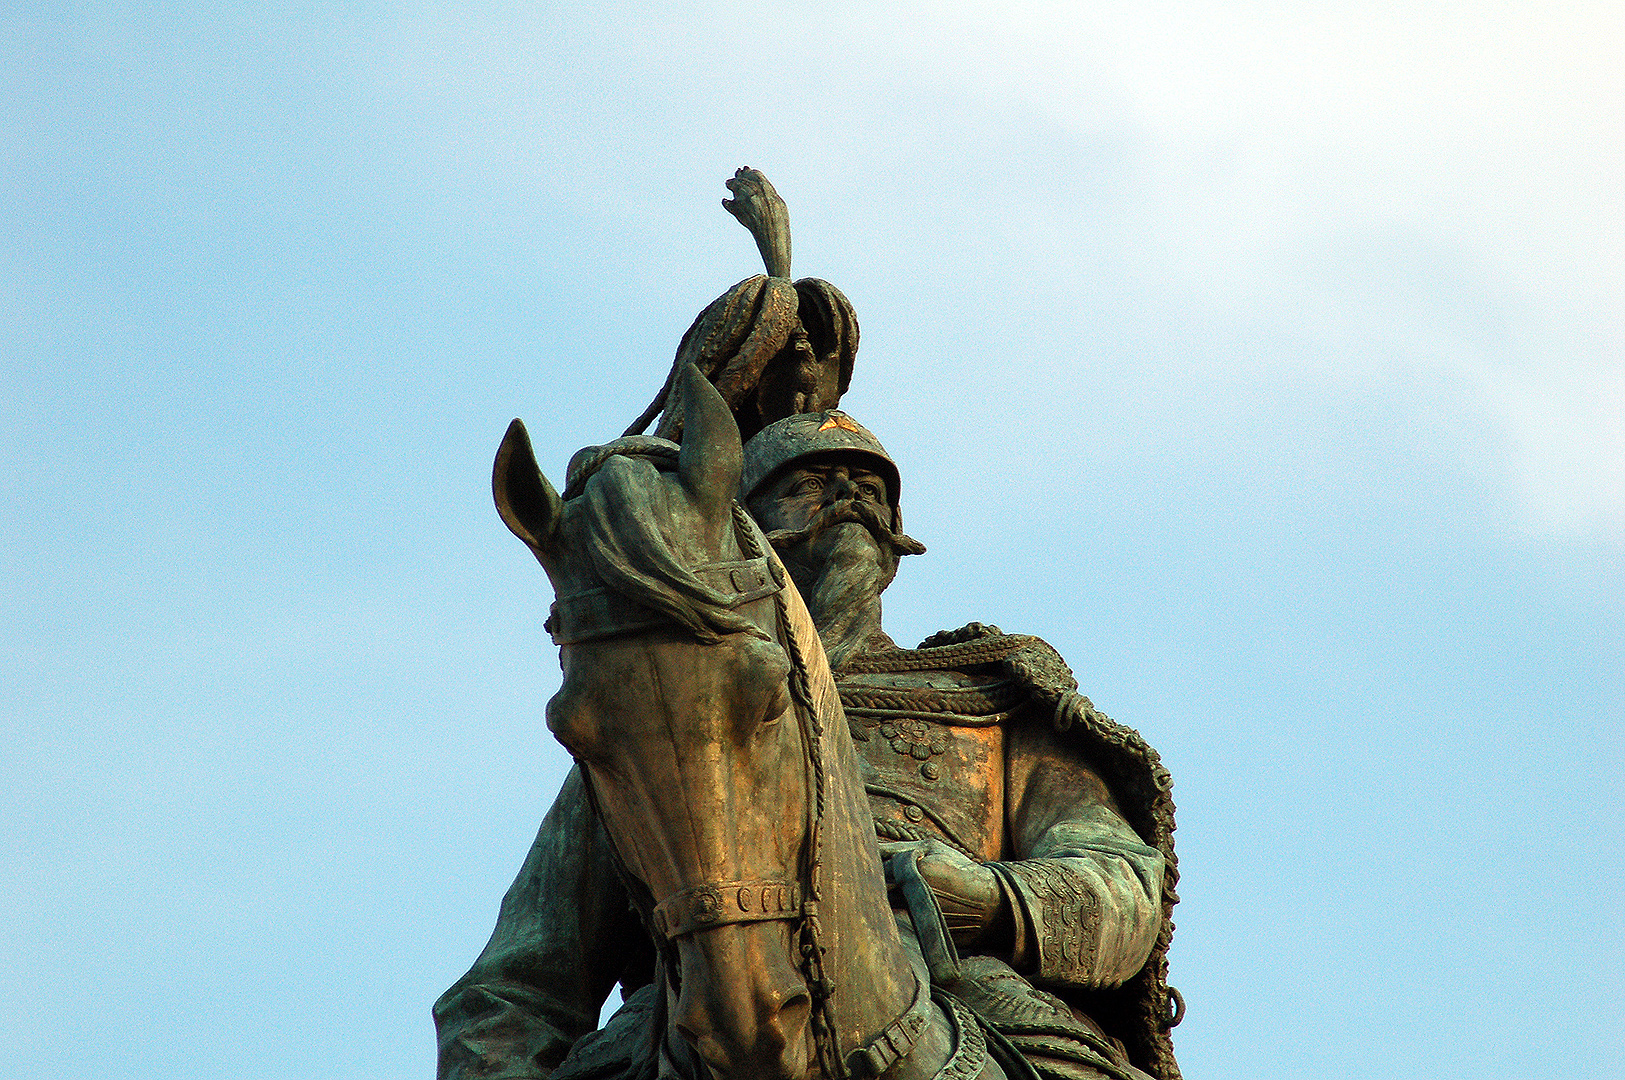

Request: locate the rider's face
(753, 453), (892, 536)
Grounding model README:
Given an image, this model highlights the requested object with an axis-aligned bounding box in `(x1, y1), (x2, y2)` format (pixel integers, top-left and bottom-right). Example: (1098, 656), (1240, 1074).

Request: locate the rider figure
(740, 412), (1179, 1080)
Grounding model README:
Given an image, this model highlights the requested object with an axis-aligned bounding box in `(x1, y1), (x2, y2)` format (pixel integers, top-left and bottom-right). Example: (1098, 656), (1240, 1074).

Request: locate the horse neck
(777, 576), (920, 1050)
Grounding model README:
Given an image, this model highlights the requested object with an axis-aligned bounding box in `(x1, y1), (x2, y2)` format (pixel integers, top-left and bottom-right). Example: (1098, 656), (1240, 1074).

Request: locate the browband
(547, 555), (781, 645)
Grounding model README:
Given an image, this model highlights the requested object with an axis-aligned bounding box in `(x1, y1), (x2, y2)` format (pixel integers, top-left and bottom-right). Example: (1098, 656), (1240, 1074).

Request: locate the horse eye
(761, 680), (792, 725)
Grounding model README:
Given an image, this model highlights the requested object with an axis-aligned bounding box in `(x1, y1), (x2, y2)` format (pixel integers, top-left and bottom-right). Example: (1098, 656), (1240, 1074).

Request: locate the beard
(763, 500), (922, 667)
(789, 520), (898, 604)
(765, 500), (908, 599)
(782, 522), (896, 667)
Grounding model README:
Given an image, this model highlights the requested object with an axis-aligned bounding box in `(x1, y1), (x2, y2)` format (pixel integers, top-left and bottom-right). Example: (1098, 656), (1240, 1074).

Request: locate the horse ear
(493, 418), (563, 559)
(675, 363), (743, 514)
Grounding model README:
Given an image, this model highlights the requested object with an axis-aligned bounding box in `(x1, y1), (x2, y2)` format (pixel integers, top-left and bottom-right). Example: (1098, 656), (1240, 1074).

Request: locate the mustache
(762, 499), (926, 557)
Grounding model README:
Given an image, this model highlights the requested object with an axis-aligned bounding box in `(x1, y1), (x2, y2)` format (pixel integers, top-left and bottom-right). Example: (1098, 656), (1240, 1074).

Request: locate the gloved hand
(878, 838), (1006, 948)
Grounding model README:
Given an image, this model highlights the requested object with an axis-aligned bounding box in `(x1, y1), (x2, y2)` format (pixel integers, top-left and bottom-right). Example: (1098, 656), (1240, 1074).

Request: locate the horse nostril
(776, 985), (811, 1032)
(673, 1016), (726, 1074)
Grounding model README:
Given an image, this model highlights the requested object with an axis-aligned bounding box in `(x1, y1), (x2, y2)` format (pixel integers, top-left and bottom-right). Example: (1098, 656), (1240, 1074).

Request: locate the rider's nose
(823, 476), (856, 505)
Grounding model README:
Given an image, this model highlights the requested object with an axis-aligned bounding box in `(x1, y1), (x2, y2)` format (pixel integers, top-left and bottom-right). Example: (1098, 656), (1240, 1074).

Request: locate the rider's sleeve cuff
(985, 859), (1103, 986)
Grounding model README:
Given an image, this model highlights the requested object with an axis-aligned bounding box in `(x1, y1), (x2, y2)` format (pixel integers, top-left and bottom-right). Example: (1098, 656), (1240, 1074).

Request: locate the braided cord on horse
(733, 502), (847, 1080)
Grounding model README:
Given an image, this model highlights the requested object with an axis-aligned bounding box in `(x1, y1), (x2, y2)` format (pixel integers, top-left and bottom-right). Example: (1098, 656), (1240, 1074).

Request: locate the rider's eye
(794, 477), (823, 496)
(859, 483), (879, 500)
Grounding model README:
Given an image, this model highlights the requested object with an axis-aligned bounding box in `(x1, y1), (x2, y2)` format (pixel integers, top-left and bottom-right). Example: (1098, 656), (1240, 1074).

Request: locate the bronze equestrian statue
(435, 172), (1183, 1080)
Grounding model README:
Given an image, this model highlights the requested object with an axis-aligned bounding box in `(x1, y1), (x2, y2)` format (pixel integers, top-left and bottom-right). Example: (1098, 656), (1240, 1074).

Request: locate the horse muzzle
(671, 920), (813, 1080)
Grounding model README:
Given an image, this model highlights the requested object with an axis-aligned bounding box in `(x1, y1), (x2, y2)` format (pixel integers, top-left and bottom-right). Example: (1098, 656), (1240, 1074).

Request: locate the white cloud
(375, 1), (1624, 536)
(1057, 1), (1625, 535)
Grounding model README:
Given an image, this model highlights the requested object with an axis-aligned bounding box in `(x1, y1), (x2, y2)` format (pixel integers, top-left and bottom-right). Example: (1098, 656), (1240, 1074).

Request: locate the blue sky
(4, 4), (1622, 1078)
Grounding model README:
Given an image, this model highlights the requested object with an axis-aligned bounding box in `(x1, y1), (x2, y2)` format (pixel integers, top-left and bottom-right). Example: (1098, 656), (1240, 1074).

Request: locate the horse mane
(773, 562), (844, 727)
(569, 443), (763, 644)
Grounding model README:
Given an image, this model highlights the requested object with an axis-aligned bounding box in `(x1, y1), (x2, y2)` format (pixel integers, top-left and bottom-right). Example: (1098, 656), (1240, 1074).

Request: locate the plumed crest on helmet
(793, 277), (858, 398)
(622, 170), (860, 446)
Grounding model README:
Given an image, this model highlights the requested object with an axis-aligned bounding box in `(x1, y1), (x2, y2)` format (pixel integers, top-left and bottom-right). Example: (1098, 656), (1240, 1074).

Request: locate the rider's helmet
(740, 410), (900, 531)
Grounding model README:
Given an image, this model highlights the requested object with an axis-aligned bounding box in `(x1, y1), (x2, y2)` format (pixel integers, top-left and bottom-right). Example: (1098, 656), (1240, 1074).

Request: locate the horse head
(493, 365), (824, 1079)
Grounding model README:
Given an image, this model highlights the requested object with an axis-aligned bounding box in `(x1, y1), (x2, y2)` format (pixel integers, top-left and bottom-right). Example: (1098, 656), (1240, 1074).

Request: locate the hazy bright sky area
(4, 3), (1622, 1078)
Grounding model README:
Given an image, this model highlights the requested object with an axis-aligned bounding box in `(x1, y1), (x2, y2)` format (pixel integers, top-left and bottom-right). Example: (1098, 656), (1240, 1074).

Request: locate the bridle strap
(845, 970), (933, 1078)
(650, 878), (804, 940)
(547, 553), (780, 645)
